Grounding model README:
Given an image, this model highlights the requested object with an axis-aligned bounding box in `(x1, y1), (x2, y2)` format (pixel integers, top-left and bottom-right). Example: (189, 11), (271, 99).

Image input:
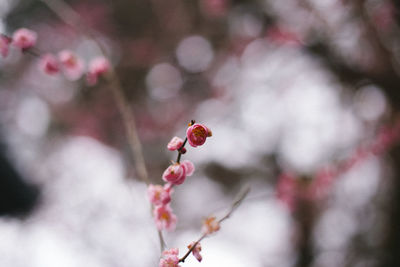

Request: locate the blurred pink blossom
(154, 204), (177, 231)
(86, 56), (110, 85)
(58, 50), (85, 80)
(0, 35), (11, 57)
(186, 123), (211, 147)
(202, 216), (220, 235)
(39, 54), (60, 75)
(12, 28), (37, 50)
(147, 184), (173, 206)
(159, 248), (180, 267)
(167, 136), (184, 151)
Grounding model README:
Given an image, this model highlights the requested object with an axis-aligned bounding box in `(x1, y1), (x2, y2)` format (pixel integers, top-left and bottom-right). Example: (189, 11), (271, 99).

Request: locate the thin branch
(218, 185), (251, 223)
(179, 233), (207, 263)
(179, 185), (251, 263)
(106, 72), (150, 186)
(176, 137), (187, 163)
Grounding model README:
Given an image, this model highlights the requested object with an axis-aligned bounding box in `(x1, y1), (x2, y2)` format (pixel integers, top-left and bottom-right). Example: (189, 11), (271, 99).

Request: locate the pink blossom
(154, 204), (177, 231)
(58, 50), (85, 80)
(167, 136), (184, 151)
(147, 184), (173, 206)
(86, 56), (110, 85)
(162, 163), (186, 185)
(181, 160), (195, 176)
(188, 242), (202, 262)
(39, 54), (60, 75)
(162, 160), (195, 185)
(202, 216), (220, 235)
(0, 35), (11, 57)
(159, 248), (180, 267)
(186, 123), (211, 147)
(12, 28), (37, 50)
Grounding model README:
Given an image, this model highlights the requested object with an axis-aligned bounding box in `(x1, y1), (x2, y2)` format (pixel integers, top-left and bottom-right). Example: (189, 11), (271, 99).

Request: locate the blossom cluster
(1, 28), (110, 86)
(148, 122), (211, 232)
(40, 50), (110, 85)
(277, 119), (400, 211)
(1, 28), (37, 57)
(147, 122), (212, 266)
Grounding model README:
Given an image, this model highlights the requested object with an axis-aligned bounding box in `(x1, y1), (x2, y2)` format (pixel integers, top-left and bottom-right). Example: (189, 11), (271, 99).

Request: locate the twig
(176, 137), (187, 163)
(179, 185), (251, 263)
(40, 0), (165, 252)
(179, 233), (207, 263)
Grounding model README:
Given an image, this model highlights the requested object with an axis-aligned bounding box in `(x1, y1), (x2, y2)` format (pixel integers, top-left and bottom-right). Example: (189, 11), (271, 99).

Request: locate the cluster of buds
(1, 28), (110, 86)
(40, 51), (110, 85)
(277, 119), (400, 211)
(147, 121), (212, 266)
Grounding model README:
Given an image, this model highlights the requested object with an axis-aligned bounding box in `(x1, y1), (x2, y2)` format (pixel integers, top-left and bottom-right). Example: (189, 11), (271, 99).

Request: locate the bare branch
(179, 185), (251, 263)
(40, 0), (164, 252)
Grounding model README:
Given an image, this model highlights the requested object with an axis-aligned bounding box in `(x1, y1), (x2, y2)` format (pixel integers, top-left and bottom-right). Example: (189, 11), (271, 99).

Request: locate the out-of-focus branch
(40, 0), (150, 186)
(295, 1), (400, 266)
(179, 186), (250, 263)
(298, 0), (400, 108)
(40, 0), (165, 252)
(106, 70), (150, 186)
(218, 185), (251, 223)
(354, 0), (400, 75)
(294, 197), (315, 267)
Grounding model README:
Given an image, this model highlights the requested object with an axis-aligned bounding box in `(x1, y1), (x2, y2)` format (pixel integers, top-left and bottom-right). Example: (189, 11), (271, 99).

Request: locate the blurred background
(0, 0), (400, 266)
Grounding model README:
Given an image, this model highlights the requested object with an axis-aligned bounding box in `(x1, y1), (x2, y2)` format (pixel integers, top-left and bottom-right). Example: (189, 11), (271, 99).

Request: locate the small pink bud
(186, 123), (211, 147)
(159, 248), (180, 267)
(12, 28), (37, 50)
(147, 184), (173, 206)
(86, 56), (110, 85)
(154, 204), (177, 232)
(39, 54), (60, 75)
(58, 50), (85, 80)
(0, 35), (11, 57)
(188, 242), (202, 262)
(202, 216), (220, 235)
(180, 147), (187, 154)
(167, 136), (184, 151)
